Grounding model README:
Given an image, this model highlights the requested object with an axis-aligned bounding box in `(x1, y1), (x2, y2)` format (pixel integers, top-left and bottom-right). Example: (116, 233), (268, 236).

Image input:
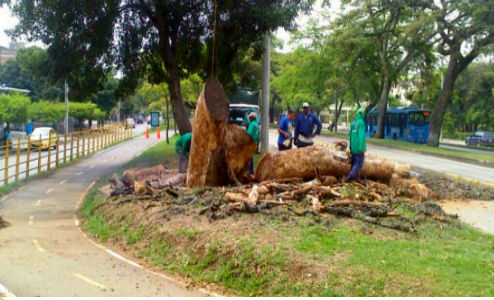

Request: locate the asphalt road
(440, 144), (494, 155)
(268, 131), (494, 184)
(0, 127), (205, 296)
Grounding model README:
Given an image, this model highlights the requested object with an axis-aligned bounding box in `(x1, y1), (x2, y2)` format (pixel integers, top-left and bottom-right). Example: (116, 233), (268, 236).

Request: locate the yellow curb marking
(35, 199), (42, 206)
(32, 239), (45, 252)
(28, 216), (34, 225)
(45, 188), (53, 195)
(60, 180), (67, 185)
(72, 273), (106, 290)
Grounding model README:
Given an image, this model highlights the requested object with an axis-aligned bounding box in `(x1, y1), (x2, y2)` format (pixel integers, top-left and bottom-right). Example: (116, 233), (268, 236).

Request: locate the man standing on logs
(294, 102), (322, 148)
(246, 111), (259, 175)
(346, 108), (367, 181)
(175, 132), (192, 173)
(277, 109), (296, 151)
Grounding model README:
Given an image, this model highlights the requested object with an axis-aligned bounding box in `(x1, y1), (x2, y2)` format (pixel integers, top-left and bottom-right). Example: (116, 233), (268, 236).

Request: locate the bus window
(399, 113), (406, 137)
(408, 112), (429, 125)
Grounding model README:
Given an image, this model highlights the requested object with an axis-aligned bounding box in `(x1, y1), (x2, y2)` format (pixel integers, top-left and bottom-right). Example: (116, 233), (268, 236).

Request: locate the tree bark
(331, 99), (344, 132)
(165, 96), (170, 144)
(187, 78), (230, 187)
(255, 146), (409, 183)
(428, 49), (474, 146)
(375, 76), (391, 138)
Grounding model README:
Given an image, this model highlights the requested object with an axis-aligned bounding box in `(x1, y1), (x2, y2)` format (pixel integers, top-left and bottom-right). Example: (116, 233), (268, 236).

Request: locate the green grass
(320, 129), (494, 163)
(80, 132), (494, 296)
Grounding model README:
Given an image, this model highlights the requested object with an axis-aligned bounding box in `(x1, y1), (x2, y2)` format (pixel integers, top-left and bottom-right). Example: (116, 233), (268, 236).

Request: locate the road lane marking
(60, 179), (67, 185)
(74, 181), (96, 210)
(105, 249), (142, 269)
(0, 281), (16, 297)
(35, 199), (42, 206)
(18, 185), (25, 191)
(45, 188), (53, 195)
(72, 273), (106, 290)
(28, 216), (34, 225)
(75, 172), (83, 176)
(89, 165), (95, 169)
(32, 239), (45, 252)
(102, 159), (107, 163)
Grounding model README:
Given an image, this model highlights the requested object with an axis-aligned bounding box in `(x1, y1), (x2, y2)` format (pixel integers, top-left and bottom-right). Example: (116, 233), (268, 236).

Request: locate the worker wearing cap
(246, 111), (259, 174)
(175, 132), (192, 173)
(294, 102), (322, 148)
(346, 108), (367, 181)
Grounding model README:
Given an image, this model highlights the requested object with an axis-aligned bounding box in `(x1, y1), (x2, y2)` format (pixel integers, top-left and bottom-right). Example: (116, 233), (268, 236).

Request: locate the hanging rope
(211, 0), (218, 76)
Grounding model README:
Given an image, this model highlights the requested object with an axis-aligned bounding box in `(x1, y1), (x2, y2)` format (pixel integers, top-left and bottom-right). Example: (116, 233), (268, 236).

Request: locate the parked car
(227, 104), (260, 128)
(466, 131), (494, 147)
(125, 118), (136, 129)
(136, 115), (144, 124)
(30, 127), (59, 149)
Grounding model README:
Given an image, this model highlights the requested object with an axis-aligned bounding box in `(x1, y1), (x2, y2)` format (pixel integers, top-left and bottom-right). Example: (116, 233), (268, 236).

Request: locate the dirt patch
(418, 171), (494, 200)
(0, 216), (8, 229)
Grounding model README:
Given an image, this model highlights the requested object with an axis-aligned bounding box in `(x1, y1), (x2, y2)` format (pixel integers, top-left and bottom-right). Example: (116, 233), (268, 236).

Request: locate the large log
(255, 146), (409, 182)
(224, 124), (257, 175)
(187, 78), (230, 187)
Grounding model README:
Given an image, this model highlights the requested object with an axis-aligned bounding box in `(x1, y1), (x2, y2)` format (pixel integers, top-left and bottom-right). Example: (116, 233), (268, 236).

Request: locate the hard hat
(302, 102), (309, 108)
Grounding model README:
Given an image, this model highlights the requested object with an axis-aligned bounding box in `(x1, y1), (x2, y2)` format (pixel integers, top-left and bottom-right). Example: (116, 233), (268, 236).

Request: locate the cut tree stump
(186, 78), (257, 187)
(187, 77), (230, 187)
(255, 146), (409, 182)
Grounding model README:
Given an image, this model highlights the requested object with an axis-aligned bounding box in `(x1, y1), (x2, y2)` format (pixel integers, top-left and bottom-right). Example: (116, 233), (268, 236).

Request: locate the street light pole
(260, 32), (270, 153)
(64, 79), (69, 135)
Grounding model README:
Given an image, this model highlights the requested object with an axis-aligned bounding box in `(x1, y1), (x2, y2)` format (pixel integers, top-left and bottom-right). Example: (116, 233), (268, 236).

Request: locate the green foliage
(0, 46), (63, 101)
(0, 93), (31, 124)
(69, 102), (105, 121)
(29, 100), (65, 123)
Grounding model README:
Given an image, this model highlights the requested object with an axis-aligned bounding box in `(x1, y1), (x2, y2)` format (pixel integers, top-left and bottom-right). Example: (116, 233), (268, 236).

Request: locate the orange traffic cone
(157, 126), (160, 139)
(145, 127), (149, 139)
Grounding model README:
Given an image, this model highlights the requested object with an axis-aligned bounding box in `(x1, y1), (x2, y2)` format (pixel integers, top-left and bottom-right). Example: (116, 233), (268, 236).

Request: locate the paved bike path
(0, 134), (205, 296)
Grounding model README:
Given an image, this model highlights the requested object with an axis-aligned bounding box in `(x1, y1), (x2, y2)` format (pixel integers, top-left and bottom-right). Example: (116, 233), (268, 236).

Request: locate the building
(0, 42), (24, 65)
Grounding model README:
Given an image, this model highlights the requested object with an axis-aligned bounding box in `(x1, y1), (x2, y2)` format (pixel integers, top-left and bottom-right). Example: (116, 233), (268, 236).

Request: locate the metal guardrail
(0, 123), (133, 186)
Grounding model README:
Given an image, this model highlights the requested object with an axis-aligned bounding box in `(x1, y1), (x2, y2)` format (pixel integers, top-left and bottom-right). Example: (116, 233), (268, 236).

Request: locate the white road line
(45, 189), (53, 195)
(28, 216), (34, 226)
(59, 180), (67, 185)
(102, 159), (107, 163)
(18, 185), (25, 191)
(75, 172), (83, 176)
(32, 239), (45, 252)
(72, 273), (106, 290)
(89, 165), (95, 169)
(35, 200), (42, 207)
(74, 181), (95, 210)
(0, 281), (16, 297)
(105, 249), (142, 269)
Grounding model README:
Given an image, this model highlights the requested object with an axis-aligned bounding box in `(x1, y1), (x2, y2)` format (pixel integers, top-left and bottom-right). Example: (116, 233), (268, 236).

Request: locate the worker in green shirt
(175, 132), (192, 173)
(246, 111), (259, 175)
(346, 108), (367, 181)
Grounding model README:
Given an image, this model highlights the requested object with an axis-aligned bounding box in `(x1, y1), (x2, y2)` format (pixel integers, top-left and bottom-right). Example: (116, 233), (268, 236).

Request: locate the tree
(69, 102), (104, 124)
(339, 0), (436, 138)
(425, 0), (494, 146)
(8, 0), (312, 135)
(29, 101), (65, 123)
(0, 93), (31, 125)
(0, 47), (63, 101)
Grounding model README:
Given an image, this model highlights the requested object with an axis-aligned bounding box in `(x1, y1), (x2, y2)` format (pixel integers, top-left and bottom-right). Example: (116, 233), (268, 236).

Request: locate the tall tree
(340, 0), (435, 138)
(425, 0), (494, 146)
(7, 0), (312, 134)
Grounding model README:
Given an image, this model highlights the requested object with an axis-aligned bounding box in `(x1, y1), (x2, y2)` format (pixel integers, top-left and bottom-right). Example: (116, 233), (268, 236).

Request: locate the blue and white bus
(365, 106), (430, 144)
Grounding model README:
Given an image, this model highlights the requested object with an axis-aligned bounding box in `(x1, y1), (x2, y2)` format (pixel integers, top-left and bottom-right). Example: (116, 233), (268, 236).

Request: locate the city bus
(365, 106), (431, 144)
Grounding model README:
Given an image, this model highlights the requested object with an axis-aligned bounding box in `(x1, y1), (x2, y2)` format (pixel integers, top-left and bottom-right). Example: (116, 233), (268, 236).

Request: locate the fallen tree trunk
(224, 124), (258, 176)
(255, 146), (409, 182)
(187, 77), (230, 187)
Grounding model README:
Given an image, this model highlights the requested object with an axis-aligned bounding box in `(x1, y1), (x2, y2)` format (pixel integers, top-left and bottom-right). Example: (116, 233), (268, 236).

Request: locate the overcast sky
(0, 1), (340, 50)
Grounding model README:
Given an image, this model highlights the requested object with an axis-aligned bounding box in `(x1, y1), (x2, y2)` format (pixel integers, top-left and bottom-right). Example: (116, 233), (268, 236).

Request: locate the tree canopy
(7, 0), (313, 134)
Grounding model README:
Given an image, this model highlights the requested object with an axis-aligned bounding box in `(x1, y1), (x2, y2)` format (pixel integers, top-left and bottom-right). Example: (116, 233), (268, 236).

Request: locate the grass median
(81, 138), (494, 296)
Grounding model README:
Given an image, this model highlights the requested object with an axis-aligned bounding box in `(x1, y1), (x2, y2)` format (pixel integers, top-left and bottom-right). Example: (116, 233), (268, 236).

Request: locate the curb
(313, 140), (494, 189)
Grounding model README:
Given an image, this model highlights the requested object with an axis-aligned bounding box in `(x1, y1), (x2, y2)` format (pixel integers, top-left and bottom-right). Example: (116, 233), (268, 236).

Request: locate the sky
(0, 1), (341, 50)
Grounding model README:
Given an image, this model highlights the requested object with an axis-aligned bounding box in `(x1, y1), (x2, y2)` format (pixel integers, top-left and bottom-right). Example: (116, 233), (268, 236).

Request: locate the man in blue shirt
(294, 102), (322, 148)
(277, 109), (296, 151)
